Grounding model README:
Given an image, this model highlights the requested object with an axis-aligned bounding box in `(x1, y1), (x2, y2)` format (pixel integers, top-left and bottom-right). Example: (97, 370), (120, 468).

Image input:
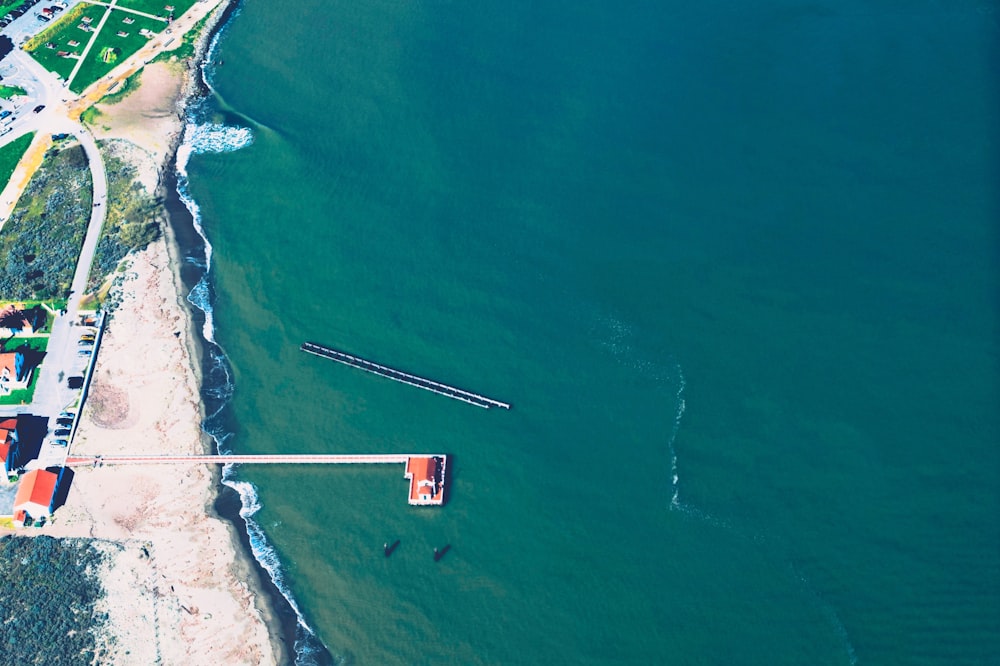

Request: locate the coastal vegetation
(0, 144), (92, 299)
(86, 142), (161, 294)
(0, 536), (108, 664)
(0, 132), (34, 190)
(97, 68), (141, 105)
(151, 5), (209, 63)
(79, 105), (102, 127)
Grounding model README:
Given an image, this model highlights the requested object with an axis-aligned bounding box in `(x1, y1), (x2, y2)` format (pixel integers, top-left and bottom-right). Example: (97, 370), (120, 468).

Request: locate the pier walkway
(301, 341), (511, 410)
(63, 453), (448, 505)
(64, 453), (418, 466)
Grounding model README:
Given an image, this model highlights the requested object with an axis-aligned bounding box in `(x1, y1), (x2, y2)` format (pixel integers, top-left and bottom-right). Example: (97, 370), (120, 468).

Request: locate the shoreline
(3, 1), (305, 663)
(158, 3), (335, 663)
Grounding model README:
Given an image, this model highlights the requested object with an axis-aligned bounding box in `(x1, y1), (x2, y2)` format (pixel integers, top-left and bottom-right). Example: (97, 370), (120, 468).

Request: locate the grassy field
(0, 299), (63, 332)
(0, 0), (27, 21)
(0, 336), (48, 405)
(115, 0), (197, 19)
(0, 85), (26, 99)
(0, 132), (34, 191)
(69, 12), (165, 93)
(27, 3), (109, 82)
(26, 0), (200, 94)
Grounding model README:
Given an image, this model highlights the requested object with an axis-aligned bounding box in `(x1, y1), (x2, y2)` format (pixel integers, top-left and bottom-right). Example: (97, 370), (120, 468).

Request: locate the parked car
(67, 376), (84, 389)
(32, 104), (44, 113)
(53, 439), (68, 447)
(56, 417), (73, 427)
(54, 429), (71, 437)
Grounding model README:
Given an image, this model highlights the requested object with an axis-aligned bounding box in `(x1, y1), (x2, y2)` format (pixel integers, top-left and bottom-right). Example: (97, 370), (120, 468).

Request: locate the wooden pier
(301, 341), (511, 410)
(64, 453), (449, 506)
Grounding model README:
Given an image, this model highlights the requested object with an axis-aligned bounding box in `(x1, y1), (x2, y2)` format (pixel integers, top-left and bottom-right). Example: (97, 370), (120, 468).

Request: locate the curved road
(0, 0), (226, 469)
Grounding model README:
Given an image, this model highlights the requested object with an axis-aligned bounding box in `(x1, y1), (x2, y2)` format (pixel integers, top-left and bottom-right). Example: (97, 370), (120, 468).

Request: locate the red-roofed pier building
(405, 456), (447, 505)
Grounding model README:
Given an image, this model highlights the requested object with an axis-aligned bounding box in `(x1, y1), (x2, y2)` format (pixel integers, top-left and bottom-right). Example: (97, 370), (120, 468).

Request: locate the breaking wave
(172, 22), (332, 665)
(596, 314), (686, 509)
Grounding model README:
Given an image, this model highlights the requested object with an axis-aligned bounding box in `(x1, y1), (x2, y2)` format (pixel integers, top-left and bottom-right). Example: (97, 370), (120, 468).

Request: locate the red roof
(405, 456), (444, 504)
(14, 469), (58, 512)
(0, 353), (16, 377)
(0, 424), (13, 462)
(0, 418), (16, 430)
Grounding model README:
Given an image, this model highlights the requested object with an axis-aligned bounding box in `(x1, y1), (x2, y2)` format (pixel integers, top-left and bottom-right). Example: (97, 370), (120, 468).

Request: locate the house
(12, 469), (59, 526)
(0, 351), (29, 394)
(116, 31), (128, 37)
(0, 304), (46, 336)
(122, 16), (134, 24)
(67, 39), (79, 47)
(405, 456), (446, 505)
(0, 418), (15, 480)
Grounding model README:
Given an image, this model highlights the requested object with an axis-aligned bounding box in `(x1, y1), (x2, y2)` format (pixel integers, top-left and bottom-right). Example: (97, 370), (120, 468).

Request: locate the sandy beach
(1, 6), (288, 664)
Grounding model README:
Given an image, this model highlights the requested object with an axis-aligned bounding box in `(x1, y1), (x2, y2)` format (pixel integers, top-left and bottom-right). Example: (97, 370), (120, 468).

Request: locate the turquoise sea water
(180, 0), (999, 663)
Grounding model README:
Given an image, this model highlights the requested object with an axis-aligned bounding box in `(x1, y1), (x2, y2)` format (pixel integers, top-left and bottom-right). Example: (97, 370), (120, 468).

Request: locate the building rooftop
(405, 456), (446, 505)
(14, 469), (58, 513)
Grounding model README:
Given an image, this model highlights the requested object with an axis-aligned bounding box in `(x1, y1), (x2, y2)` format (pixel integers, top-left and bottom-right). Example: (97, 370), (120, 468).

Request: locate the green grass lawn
(0, 337), (48, 406)
(0, 0), (27, 21)
(27, 3), (110, 82)
(0, 132), (34, 191)
(0, 85), (26, 99)
(115, 0), (196, 20)
(26, 0), (202, 94)
(0, 299), (64, 333)
(69, 11), (166, 93)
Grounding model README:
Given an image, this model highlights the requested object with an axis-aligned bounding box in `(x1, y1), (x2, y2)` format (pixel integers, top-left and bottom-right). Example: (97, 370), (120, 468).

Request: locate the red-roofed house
(12, 469), (59, 526)
(405, 456), (446, 505)
(0, 304), (46, 336)
(0, 417), (15, 481)
(0, 351), (30, 394)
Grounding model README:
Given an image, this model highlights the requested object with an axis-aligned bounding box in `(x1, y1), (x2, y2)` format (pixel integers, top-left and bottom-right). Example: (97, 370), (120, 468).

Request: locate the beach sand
(42, 237), (282, 666)
(0, 10), (287, 664)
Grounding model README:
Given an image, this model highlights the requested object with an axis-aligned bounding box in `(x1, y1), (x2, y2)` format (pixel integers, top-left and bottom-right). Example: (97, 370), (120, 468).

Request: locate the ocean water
(177, 0), (1000, 664)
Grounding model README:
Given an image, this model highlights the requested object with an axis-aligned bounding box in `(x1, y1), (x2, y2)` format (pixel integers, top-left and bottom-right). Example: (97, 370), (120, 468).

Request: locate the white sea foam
(175, 119), (252, 341)
(667, 365), (686, 510)
(792, 566), (859, 666)
(174, 82), (329, 666)
(596, 314), (688, 509)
